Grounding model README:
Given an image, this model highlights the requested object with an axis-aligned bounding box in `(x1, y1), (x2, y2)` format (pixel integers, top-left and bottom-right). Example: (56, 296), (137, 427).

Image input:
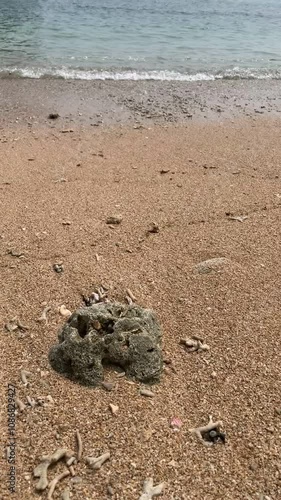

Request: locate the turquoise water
(0, 0), (281, 80)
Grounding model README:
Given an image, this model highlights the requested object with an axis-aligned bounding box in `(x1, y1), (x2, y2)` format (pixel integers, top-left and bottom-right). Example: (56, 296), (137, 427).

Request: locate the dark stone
(48, 302), (163, 386)
(48, 113), (59, 120)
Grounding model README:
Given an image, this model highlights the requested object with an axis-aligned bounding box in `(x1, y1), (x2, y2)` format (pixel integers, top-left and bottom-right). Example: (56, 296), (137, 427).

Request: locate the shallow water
(0, 0), (281, 80)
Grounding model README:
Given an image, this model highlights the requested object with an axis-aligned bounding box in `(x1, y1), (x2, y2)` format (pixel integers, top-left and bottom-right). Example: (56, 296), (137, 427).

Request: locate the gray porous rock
(48, 302), (163, 386)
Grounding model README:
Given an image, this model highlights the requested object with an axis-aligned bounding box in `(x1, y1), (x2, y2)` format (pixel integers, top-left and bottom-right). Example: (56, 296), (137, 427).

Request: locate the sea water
(0, 0), (280, 80)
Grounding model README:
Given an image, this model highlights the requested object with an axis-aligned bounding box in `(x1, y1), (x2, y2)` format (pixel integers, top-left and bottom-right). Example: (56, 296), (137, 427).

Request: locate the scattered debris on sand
(139, 478), (165, 499)
(47, 470), (70, 500)
(76, 430), (83, 462)
(16, 398), (26, 412)
(61, 488), (71, 500)
(180, 336), (210, 352)
(85, 452), (110, 470)
(59, 305), (72, 318)
(7, 249), (25, 258)
(109, 403), (119, 415)
(5, 317), (29, 333)
(194, 257), (229, 274)
(48, 113), (59, 120)
(20, 369), (32, 387)
(53, 262), (64, 273)
(170, 417), (183, 431)
(33, 448), (73, 491)
(140, 388), (155, 397)
(146, 223), (160, 235)
(101, 381), (115, 391)
(227, 215), (248, 223)
(189, 415), (226, 446)
(38, 305), (51, 323)
(82, 286), (108, 306)
(106, 215), (123, 225)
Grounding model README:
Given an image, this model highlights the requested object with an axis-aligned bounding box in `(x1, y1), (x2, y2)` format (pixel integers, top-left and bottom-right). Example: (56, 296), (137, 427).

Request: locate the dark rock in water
(48, 302), (163, 386)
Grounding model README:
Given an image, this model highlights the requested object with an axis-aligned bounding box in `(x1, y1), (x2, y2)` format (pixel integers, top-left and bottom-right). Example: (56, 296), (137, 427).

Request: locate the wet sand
(0, 80), (281, 500)
(1, 78), (281, 129)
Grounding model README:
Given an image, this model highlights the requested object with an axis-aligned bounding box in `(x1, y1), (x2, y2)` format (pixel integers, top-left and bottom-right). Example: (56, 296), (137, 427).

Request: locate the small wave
(1, 66), (281, 81)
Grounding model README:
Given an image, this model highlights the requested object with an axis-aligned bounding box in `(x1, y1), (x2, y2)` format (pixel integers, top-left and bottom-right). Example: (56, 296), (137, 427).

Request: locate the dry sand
(0, 83), (281, 500)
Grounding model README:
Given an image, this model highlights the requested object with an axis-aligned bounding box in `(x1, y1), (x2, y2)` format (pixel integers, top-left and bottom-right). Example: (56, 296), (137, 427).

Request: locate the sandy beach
(1, 80), (281, 500)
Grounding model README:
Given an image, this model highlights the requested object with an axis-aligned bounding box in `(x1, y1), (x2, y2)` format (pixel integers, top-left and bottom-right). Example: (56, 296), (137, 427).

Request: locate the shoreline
(1, 78), (281, 129)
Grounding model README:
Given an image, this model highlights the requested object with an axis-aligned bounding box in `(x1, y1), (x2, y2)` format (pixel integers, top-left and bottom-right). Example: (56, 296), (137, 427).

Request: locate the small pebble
(101, 381), (114, 392)
(106, 216), (122, 225)
(53, 263), (64, 273)
(170, 417), (183, 431)
(71, 476), (82, 484)
(107, 484), (114, 496)
(109, 404), (119, 415)
(140, 388), (154, 397)
(147, 222), (159, 234)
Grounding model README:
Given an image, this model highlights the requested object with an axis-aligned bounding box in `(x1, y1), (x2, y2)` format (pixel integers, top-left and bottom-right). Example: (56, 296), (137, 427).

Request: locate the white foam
(1, 66), (281, 81)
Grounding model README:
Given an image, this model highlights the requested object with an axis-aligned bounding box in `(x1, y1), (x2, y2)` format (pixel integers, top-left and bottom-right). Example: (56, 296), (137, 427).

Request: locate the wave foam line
(1, 66), (281, 81)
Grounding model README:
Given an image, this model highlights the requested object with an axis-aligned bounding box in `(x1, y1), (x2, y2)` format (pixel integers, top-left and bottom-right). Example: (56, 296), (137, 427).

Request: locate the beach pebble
(59, 305), (72, 318)
(101, 381), (114, 392)
(170, 417), (183, 431)
(107, 484), (115, 496)
(147, 222), (159, 234)
(106, 215), (123, 225)
(140, 388), (154, 397)
(194, 257), (228, 274)
(109, 403), (119, 415)
(53, 263), (64, 273)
